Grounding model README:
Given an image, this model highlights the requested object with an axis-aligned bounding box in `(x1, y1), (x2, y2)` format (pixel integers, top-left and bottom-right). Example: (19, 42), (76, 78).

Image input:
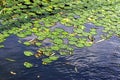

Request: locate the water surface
(0, 34), (120, 80)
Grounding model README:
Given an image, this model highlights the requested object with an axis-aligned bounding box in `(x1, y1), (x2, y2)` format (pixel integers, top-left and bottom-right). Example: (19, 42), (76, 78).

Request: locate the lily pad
(24, 62), (33, 68)
(35, 42), (42, 46)
(24, 51), (34, 56)
(23, 41), (31, 46)
(49, 56), (59, 61)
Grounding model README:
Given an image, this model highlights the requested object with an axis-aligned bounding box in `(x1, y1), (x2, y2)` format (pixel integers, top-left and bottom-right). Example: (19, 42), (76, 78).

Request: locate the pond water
(0, 35), (120, 80)
(0, 23), (120, 80)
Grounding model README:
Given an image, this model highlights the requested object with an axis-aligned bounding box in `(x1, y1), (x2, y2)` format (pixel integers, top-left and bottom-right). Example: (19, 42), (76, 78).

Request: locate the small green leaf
(23, 41), (31, 46)
(51, 46), (60, 51)
(24, 51), (34, 56)
(69, 41), (76, 45)
(49, 56), (59, 61)
(24, 62), (33, 68)
(42, 58), (52, 64)
(35, 42), (42, 46)
(53, 39), (63, 44)
(76, 43), (84, 48)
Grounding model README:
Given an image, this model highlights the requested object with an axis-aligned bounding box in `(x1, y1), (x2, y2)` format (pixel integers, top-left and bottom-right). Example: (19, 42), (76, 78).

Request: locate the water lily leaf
(42, 58), (52, 64)
(24, 51), (34, 56)
(73, 29), (83, 33)
(53, 38), (63, 44)
(69, 41), (76, 45)
(51, 46), (60, 51)
(24, 62), (33, 68)
(61, 18), (71, 24)
(76, 43), (84, 48)
(60, 51), (68, 55)
(17, 34), (26, 38)
(35, 42), (42, 46)
(37, 36), (45, 40)
(23, 41), (31, 46)
(24, 31), (32, 36)
(43, 51), (51, 56)
(49, 56), (59, 61)
(84, 42), (93, 47)
(54, 28), (64, 33)
(68, 37), (78, 41)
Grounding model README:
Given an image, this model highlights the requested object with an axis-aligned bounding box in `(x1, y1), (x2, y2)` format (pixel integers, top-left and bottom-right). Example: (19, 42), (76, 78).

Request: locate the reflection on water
(0, 35), (120, 80)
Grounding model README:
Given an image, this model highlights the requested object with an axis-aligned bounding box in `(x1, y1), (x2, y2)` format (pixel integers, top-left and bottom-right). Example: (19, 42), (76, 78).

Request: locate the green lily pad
(69, 41), (76, 45)
(24, 51), (34, 56)
(51, 46), (60, 51)
(24, 62), (33, 68)
(49, 56), (59, 61)
(17, 34), (26, 38)
(35, 42), (42, 46)
(76, 43), (84, 48)
(42, 58), (52, 64)
(53, 38), (63, 44)
(23, 41), (31, 46)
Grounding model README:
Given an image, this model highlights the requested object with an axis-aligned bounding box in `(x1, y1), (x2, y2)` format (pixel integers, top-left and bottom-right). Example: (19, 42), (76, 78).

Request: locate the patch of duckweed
(0, 0), (120, 67)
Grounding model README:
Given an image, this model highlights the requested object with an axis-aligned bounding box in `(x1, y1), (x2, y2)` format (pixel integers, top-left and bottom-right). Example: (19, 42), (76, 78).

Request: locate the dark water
(0, 35), (120, 80)
(0, 23), (120, 80)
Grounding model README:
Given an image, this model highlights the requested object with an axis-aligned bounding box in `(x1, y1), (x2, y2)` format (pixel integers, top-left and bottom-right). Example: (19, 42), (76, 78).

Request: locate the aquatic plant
(24, 62), (33, 68)
(0, 0), (120, 67)
(24, 51), (34, 56)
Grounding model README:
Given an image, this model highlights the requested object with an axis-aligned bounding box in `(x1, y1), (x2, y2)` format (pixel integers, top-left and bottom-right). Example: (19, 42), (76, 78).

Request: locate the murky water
(0, 35), (120, 80)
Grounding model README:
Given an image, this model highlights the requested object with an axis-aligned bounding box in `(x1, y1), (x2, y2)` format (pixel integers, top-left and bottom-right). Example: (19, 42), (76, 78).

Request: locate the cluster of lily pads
(0, 0), (120, 68)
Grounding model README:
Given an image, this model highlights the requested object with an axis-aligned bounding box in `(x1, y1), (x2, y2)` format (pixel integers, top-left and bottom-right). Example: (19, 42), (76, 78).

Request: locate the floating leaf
(51, 46), (60, 51)
(76, 43), (84, 48)
(23, 41), (31, 46)
(49, 56), (59, 61)
(60, 51), (69, 55)
(35, 42), (42, 46)
(53, 38), (63, 44)
(42, 58), (52, 64)
(85, 42), (93, 47)
(24, 62), (33, 68)
(24, 51), (34, 56)
(69, 41), (76, 45)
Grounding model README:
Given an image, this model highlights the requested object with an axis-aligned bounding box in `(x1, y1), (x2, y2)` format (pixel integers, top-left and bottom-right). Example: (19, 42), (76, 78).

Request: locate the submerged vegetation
(0, 0), (120, 68)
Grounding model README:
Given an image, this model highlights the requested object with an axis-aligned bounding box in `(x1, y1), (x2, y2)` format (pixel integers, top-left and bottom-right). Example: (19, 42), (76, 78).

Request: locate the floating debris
(88, 35), (95, 42)
(74, 66), (78, 73)
(37, 75), (40, 78)
(29, 38), (38, 45)
(95, 39), (105, 43)
(10, 71), (16, 75)
(5, 58), (16, 62)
